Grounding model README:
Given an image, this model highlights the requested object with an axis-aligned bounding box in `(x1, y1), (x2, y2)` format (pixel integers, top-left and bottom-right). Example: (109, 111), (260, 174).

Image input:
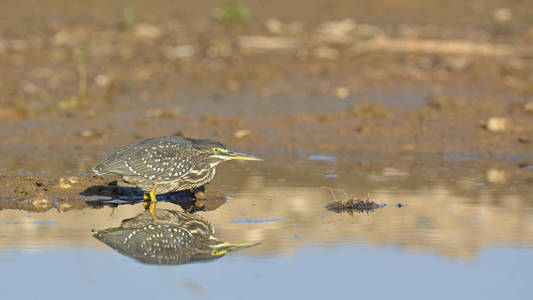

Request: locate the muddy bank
(0, 0), (532, 209)
(1, 9), (531, 162)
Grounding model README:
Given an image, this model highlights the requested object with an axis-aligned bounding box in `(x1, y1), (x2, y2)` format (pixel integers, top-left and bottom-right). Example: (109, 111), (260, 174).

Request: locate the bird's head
(190, 139), (263, 165)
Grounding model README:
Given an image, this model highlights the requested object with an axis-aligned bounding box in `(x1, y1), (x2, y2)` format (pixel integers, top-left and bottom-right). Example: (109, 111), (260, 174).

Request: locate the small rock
(485, 117), (508, 132)
(313, 46), (339, 60)
(67, 177), (79, 184)
(486, 169), (506, 183)
(518, 161), (531, 169)
(164, 44), (195, 59)
(265, 18), (283, 34)
(57, 201), (73, 213)
(234, 129), (252, 138)
(57, 177), (77, 189)
(518, 137), (530, 144)
(80, 129), (95, 138)
(493, 8), (512, 23)
(28, 194), (53, 212)
(317, 19), (356, 43)
(334, 87), (349, 99)
(94, 74), (110, 87)
(145, 107), (181, 119)
(444, 56), (470, 72)
(134, 23), (161, 39)
(524, 102), (533, 113)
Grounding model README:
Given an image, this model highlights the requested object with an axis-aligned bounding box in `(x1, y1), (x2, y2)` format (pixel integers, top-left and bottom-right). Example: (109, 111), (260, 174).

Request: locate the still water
(0, 152), (532, 299)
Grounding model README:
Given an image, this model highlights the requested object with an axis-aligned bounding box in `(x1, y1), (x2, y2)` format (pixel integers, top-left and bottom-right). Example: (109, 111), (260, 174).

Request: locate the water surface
(1, 152), (532, 299)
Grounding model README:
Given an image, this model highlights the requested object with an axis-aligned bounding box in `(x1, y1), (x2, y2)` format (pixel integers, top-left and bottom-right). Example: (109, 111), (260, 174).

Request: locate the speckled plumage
(93, 136), (224, 194)
(92, 210), (222, 265)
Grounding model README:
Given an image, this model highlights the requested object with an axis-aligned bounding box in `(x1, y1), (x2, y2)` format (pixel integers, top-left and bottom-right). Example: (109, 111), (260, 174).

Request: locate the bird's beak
(211, 241), (261, 256)
(226, 150), (263, 161)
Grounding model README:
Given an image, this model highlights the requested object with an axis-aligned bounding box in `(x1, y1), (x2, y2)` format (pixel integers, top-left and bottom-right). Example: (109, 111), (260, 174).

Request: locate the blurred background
(0, 2), (533, 296)
(0, 0), (532, 153)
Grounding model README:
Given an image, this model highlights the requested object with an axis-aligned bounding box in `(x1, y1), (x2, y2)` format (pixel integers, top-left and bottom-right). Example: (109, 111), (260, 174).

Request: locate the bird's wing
(93, 136), (197, 179)
(93, 225), (193, 265)
(124, 146), (198, 181)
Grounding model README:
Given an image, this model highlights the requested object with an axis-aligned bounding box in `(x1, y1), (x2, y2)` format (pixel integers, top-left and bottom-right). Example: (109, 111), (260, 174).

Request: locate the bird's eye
(212, 147), (226, 154)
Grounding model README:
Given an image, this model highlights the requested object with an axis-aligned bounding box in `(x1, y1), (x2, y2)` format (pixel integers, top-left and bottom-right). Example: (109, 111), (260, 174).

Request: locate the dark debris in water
(325, 199), (385, 215)
(322, 187), (385, 215)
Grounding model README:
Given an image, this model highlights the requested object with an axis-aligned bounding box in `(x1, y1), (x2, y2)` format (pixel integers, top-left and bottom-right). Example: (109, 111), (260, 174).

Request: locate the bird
(92, 209), (259, 265)
(92, 136), (262, 220)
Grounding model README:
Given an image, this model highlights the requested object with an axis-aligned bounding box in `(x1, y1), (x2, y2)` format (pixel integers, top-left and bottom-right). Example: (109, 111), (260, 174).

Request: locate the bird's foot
(143, 192), (150, 209)
(148, 185), (158, 223)
(149, 201), (158, 223)
(194, 191), (207, 200)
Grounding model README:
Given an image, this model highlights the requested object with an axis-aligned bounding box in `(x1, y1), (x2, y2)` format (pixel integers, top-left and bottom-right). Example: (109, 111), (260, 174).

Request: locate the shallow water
(1, 152), (532, 299)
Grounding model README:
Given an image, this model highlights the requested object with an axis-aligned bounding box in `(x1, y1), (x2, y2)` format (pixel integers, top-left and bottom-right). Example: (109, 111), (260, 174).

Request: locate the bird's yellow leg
(148, 184), (158, 222)
(143, 192), (150, 210)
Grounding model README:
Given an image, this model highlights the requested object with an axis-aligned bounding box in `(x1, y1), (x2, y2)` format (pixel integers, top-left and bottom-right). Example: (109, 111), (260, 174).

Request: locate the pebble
(29, 194), (53, 211)
(145, 107), (180, 119)
(134, 23), (161, 39)
(314, 46), (339, 60)
(444, 56), (470, 72)
(57, 177), (79, 189)
(525, 102), (533, 113)
(266, 18), (283, 34)
(234, 129), (252, 139)
(94, 74), (110, 87)
(334, 86), (349, 99)
(493, 8), (512, 23)
(317, 19), (356, 42)
(486, 169), (506, 183)
(485, 117), (508, 132)
(164, 45), (195, 59)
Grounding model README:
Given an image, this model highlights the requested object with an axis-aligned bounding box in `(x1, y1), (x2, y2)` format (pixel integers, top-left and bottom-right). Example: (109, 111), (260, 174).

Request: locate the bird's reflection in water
(93, 209), (259, 265)
(82, 183), (227, 213)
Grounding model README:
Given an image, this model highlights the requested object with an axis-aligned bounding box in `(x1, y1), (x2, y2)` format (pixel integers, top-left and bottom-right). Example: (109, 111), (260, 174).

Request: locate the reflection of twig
(320, 186), (371, 202)
(320, 186), (349, 202)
